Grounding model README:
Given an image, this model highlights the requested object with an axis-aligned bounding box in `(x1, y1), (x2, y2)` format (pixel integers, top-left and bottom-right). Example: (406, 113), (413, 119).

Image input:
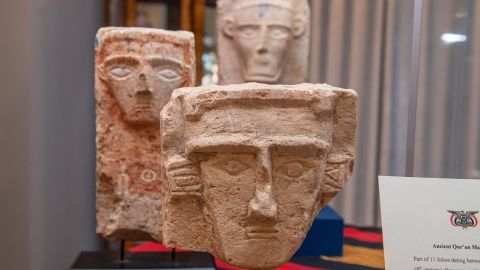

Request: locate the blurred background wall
(308, 0), (480, 226)
(0, 0), (101, 270)
(414, 0), (480, 179)
(309, 0), (414, 226)
(1, 1), (31, 270)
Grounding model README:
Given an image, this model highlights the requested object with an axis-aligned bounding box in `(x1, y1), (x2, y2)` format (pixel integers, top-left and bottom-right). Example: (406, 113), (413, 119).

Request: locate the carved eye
(269, 26), (290, 40)
(104, 56), (139, 79)
(109, 66), (134, 79)
(157, 68), (181, 81)
(220, 160), (249, 175)
(239, 25), (260, 39)
(278, 161), (305, 178)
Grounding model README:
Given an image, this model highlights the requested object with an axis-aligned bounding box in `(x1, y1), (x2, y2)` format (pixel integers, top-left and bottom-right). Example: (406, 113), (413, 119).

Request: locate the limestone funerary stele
(160, 83), (357, 269)
(95, 27), (195, 241)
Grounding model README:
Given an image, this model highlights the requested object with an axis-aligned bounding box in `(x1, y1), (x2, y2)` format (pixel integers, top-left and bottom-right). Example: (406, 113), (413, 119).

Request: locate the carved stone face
(161, 84), (357, 269)
(228, 5), (294, 82)
(218, 0), (310, 84)
(102, 40), (186, 125)
(187, 107), (329, 268)
(95, 28), (195, 242)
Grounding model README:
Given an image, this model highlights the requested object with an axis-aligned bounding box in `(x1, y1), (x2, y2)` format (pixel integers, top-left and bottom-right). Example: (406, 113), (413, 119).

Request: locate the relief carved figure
(95, 27), (195, 240)
(161, 83), (356, 269)
(217, 0), (310, 84)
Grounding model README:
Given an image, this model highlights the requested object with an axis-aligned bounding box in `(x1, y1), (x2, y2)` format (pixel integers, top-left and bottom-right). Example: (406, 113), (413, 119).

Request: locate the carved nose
(136, 73), (152, 97)
(247, 149), (277, 222)
(257, 47), (268, 54)
(256, 28), (268, 54)
(136, 88), (152, 97)
(247, 194), (278, 221)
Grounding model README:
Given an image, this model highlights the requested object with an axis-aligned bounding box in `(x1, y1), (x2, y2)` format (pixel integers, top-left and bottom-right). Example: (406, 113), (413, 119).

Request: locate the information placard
(379, 176), (480, 270)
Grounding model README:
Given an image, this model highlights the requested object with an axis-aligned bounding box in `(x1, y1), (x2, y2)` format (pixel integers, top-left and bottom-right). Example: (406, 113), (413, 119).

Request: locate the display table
(130, 226), (384, 270)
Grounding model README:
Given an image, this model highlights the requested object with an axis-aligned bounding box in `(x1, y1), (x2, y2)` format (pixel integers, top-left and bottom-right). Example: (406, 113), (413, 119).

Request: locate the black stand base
(70, 251), (216, 270)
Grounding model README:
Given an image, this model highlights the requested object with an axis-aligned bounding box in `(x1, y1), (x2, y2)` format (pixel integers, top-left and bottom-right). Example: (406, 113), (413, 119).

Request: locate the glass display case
(100, 0), (480, 228)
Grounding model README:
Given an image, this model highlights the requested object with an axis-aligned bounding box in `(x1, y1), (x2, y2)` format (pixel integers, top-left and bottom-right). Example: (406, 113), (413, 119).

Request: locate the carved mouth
(135, 104), (151, 110)
(256, 59), (271, 65)
(246, 67), (279, 79)
(246, 226), (279, 239)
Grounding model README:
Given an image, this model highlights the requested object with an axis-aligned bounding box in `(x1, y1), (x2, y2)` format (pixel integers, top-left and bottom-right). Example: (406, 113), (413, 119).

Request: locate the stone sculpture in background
(217, 0), (310, 84)
(95, 27), (195, 241)
(160, 83), (357, 269)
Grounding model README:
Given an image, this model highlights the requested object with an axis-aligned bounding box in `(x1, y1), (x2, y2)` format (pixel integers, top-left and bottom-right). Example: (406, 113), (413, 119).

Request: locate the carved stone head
(95, 27), (195, 241)
(217, 0), (310, 84)
(161, 83), (356, 269)
(96, 27), (195, 125)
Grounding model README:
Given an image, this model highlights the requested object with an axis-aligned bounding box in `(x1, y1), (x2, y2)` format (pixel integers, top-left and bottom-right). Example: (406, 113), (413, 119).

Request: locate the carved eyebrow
(185, 135), (330, 154)
(104, 55), (141, 66)
(267, 24), (292, 29)
(236, 21), (292, 28)
(146, 56), (184, 69)
(236, 23), (261, 27)
(268, 136), (330, 152)
(186, 135), (259, 154)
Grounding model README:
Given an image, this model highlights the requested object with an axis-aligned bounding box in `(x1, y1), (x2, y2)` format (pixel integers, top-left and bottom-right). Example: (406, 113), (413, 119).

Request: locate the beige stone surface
(160, 83), (357, 269)
(217, 0), (310, 84)
(95, 27), (195, 240)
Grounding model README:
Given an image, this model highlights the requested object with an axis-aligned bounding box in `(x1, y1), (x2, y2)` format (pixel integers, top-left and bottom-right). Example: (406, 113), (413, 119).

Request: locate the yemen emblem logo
(447, 210), (478, 229)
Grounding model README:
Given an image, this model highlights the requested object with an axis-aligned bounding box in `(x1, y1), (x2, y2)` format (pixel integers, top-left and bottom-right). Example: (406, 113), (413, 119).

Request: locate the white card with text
(379, 176), (480, 270)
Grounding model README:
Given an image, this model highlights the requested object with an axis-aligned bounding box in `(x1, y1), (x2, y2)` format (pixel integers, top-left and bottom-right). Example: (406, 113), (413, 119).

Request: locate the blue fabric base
(294, 206), (344, 257)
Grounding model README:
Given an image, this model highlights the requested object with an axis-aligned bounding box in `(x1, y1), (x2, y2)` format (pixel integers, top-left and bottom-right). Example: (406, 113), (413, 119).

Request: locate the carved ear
(160, 94), (211, 251)
(165, 156), (202, 196)
(97, 63), (108, 82)
(223, 16), (235, 38)
(321, 89), (357, 206)
(292, 15), (306, 37)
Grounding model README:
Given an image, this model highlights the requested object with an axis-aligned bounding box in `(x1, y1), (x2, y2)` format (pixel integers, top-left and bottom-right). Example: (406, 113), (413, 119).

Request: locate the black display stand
(70, 241), (215, 270)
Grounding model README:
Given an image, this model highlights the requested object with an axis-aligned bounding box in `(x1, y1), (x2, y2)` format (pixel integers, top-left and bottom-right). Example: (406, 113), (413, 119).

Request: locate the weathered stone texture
(95, 27), (195, 241)
(217, 0), (310, 84)
(160, 83), (356, 269)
